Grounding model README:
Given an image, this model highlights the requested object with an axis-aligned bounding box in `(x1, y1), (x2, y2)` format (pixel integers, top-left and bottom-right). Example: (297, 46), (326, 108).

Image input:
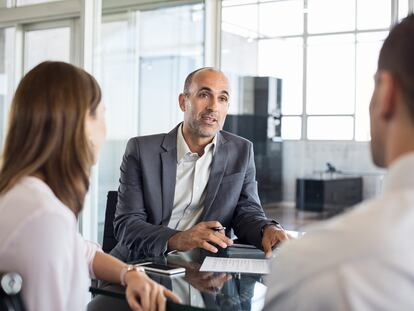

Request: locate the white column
(204, 0), (221, 68)
(79, 0), (102, 242)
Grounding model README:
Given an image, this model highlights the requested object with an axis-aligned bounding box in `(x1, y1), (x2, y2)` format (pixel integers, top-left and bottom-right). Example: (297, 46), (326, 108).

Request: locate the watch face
(134, 266), (145, 273)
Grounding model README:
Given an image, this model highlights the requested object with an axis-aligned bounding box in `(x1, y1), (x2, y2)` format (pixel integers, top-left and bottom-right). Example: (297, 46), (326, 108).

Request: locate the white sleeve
(16, 212), (76, 311)
(81, 237), (103, 279)
(264, 267), (347, 311)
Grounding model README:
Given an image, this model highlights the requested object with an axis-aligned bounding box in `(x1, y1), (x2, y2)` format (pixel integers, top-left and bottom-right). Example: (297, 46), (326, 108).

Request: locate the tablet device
(136, 262), (185, 275)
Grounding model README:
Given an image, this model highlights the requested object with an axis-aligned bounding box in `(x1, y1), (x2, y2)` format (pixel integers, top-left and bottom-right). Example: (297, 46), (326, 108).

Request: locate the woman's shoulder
(0, 176), (76, 248)
(0, 178), (88, 311)
(3, 176), (74, 218)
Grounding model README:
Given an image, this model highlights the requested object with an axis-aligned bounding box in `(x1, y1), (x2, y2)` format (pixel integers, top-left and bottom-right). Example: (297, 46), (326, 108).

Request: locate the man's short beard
(188, 119), (218, 138)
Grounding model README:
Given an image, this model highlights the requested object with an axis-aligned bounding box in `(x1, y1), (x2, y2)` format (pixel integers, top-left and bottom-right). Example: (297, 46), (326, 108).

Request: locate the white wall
(282, 140), (385, 202)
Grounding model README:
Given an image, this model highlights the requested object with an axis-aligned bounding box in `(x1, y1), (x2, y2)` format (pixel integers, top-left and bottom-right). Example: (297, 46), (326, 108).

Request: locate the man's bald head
(183, 67), (227, 94)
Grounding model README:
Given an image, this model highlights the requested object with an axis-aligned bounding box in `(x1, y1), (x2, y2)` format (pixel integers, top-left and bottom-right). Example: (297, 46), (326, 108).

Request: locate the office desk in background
(88, 248), (269, 311)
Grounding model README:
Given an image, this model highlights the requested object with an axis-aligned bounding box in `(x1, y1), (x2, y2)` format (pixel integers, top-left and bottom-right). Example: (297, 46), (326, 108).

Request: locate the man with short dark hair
(112, 67), (289, 259)
(265, 14), (414, 310)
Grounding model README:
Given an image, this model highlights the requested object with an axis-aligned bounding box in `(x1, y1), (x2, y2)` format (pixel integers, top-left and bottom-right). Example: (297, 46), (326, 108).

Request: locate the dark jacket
(112, 124), (274, 259)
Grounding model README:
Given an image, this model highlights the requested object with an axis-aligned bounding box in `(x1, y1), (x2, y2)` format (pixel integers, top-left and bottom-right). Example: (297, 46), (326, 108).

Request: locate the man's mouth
(201, 115), (218, 124)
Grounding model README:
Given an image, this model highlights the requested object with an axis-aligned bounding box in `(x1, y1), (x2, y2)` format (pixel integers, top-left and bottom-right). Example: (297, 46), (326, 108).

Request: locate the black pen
(212, 226), (226, 232)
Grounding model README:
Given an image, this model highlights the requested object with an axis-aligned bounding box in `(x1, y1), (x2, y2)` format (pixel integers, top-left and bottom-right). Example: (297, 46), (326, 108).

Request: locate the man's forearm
(115, 216), (178, 251)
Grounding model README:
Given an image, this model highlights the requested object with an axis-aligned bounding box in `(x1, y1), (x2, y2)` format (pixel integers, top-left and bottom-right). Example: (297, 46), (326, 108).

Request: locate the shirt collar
(176, 123), (217, 163)
(383, 152), (414, 194)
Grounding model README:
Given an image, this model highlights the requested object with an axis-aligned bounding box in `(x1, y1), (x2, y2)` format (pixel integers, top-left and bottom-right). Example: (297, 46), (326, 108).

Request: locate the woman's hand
(124, 270), (180, 311)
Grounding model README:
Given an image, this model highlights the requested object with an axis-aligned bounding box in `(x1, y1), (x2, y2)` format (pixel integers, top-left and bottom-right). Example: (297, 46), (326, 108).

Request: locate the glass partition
(97, 2), (204, 243)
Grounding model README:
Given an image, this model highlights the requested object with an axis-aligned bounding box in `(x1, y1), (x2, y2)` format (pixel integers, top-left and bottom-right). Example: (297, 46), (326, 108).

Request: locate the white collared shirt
(265, 153), (414, 311)
(168, 124), (216, 231)
(0, 176), (101, 311)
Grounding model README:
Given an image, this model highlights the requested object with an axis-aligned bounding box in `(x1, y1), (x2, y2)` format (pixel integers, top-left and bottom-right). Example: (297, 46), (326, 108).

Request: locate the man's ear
(377, 71), (397, 121)
(178, 93), (186, 112)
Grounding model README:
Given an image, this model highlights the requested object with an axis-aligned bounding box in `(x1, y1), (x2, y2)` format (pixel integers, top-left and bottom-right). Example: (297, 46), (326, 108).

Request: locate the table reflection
(89, 248), (268, 311)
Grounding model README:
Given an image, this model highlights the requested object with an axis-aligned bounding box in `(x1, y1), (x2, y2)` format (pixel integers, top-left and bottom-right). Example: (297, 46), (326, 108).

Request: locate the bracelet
(120, 265), (145, 286)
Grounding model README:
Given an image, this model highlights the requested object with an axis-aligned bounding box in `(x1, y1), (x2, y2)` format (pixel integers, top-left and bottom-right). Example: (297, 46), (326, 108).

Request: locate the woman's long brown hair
(0, 61), (101, 215)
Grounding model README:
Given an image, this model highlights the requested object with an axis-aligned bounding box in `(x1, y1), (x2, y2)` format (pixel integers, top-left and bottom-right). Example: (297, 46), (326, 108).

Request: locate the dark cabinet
(223, 76), (283, 204)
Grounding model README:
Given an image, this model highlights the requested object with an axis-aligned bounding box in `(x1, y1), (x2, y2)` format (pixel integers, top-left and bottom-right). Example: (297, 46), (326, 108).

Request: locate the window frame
(220, 0), (414, 141)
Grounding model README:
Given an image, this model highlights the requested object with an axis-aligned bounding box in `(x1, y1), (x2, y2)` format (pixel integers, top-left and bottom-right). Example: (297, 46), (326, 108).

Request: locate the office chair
(102, 191), (119, 254)
(0, 272), (25, 311)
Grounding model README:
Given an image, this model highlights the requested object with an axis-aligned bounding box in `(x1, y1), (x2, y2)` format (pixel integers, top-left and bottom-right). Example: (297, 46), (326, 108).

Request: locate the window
(259, 1), (303, 37)
(258, 38), (303, 116)
(0, 0), (205, 243)
(307, 116), (354, 140)
(2, 0), (61, 7)
(24, 26), (71, 73)
(221, 0), (409, 141)
(355, 31), (388, 141)
(307, 0), (355, 33)
(0, 27), (14, 147)
(306, 34), (355, 116)
(399, 0), (410, 20)
(357, 0), (391, 30)
(97, 3), (204, 243)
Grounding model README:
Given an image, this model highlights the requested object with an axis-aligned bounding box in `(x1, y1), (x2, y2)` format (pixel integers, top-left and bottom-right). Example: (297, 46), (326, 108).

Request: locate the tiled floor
(263, 202), (339, 231)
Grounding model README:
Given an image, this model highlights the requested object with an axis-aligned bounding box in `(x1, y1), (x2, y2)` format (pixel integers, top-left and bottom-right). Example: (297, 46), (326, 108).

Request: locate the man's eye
(219, 96), (229, 103)
(199, 93), (209, 98)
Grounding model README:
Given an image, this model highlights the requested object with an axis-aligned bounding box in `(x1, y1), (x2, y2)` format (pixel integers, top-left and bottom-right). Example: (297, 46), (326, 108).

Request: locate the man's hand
(262, 225), (290, 258)
(168, 221), (233, 253)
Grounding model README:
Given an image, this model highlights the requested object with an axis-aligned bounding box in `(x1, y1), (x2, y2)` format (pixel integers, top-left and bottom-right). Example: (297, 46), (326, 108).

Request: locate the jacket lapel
(201, 132), (228, 219)
(160, 125), (179, 225)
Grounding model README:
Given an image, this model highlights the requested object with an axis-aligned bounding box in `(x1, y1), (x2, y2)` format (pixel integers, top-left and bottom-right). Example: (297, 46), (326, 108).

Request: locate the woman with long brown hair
(0, 61), (179, 311)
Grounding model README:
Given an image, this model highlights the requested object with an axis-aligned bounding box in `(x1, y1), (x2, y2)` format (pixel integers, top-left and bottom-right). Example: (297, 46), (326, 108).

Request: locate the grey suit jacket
(112, 124), (275, 259)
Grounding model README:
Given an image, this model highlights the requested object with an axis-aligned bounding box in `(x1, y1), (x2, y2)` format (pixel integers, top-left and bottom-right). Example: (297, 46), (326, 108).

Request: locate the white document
(199, 256), (270, 274)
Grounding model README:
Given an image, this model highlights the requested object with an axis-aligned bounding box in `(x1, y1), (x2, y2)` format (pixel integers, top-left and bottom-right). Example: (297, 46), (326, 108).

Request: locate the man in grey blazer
(112, 67), (289, 260)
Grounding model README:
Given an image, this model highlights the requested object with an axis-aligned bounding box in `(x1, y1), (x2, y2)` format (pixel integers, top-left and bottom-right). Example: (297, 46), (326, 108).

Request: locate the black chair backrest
(0, 272), (25, 311)
(102, 191), (119, 253)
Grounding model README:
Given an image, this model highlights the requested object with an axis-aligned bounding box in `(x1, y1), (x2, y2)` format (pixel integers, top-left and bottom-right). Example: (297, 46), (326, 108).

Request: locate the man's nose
(207, 96), (219, 110)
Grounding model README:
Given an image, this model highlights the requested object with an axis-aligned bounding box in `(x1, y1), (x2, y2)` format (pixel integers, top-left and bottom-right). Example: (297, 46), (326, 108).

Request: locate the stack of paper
(199, 256), (270, 274)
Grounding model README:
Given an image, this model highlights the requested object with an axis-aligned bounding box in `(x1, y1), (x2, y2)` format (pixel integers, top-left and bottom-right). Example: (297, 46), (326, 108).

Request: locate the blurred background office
(0, 0), (413, 245)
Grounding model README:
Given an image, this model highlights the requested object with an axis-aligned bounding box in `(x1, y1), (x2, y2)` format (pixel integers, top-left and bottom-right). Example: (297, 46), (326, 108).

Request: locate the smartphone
(136, 262), (186, 275)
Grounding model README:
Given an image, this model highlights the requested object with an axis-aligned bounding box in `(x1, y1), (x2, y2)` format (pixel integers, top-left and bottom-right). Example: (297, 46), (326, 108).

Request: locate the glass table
(87, 247), (269, 311)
